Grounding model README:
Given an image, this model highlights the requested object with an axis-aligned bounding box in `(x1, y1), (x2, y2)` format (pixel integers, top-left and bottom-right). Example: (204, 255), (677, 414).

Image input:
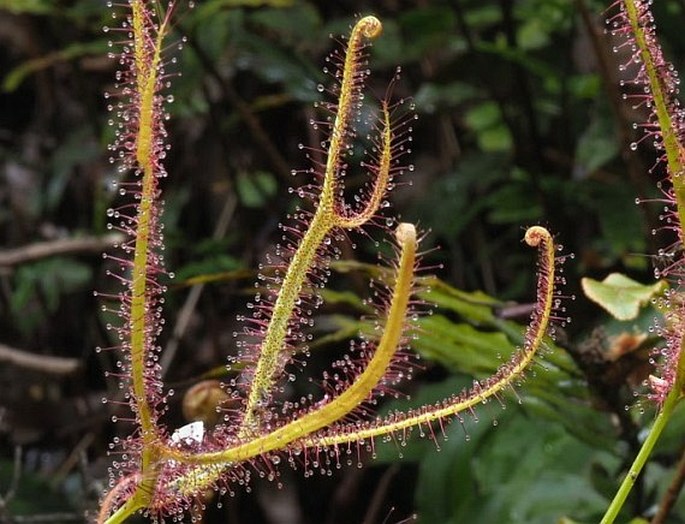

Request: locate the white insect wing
(170, 421), (205, 445)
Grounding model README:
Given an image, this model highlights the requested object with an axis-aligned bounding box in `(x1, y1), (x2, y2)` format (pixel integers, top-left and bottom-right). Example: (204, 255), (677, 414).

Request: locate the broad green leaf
(466, 415), (612, 524)
(581, 273), (667, 321)
(411, 408), (613, 524)
(412, 313), (613, 449)
(415, 315), (516, 373)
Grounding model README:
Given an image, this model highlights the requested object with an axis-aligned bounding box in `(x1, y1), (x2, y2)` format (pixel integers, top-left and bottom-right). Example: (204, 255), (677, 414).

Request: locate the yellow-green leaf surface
(581, 273), (666, 321)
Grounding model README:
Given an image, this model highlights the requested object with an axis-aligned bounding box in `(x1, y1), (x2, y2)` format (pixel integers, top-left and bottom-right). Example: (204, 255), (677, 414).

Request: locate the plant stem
(600, 388), (682, 524)
(622, 0), (685, 226)
(102, 496), (144, 524)
(237, 15), (385, 436)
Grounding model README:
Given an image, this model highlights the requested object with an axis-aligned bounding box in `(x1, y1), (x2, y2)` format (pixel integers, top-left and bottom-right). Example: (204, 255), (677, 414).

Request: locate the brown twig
(651, 444), (685, 524)
(0, 343), (80, 375)
(51, 432), (95, 486)
(0, 233), (123, 267)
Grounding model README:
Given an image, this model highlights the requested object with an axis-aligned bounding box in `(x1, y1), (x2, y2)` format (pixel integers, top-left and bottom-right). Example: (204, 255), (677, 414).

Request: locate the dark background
(1, 0), (685, 522)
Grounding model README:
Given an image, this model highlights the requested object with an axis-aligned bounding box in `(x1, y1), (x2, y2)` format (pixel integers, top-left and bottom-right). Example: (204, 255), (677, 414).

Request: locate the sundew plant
(9, 0), (685, 522)
(599, 0), (685, 521)
(94, 1), (562, 522)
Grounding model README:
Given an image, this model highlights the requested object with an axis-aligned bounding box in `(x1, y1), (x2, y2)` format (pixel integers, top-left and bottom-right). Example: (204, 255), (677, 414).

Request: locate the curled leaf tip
(395, 222), (416, 244)
(524, 226), (550, 247)
(357, 15), (382, 38)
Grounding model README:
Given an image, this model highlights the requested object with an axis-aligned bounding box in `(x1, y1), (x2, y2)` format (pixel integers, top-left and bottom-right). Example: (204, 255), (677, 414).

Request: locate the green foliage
(415, 411), (612, 524)
(582, 273), (666, 321)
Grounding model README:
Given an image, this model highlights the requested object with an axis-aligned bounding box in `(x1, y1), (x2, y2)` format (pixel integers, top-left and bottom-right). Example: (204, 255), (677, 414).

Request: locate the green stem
(237, 15), (384, 437)
(600, 388), (682, 524)
(238, 206), (332, 436)
(623, 0), (685, 225)
(103, 496), (144, 524)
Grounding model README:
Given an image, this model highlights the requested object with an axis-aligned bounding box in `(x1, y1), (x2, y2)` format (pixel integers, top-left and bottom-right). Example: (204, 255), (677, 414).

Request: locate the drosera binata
(95, 3), (562, 522)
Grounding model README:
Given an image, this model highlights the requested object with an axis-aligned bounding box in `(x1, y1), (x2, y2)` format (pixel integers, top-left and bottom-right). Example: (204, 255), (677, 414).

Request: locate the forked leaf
(581, 273), (666, 321)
